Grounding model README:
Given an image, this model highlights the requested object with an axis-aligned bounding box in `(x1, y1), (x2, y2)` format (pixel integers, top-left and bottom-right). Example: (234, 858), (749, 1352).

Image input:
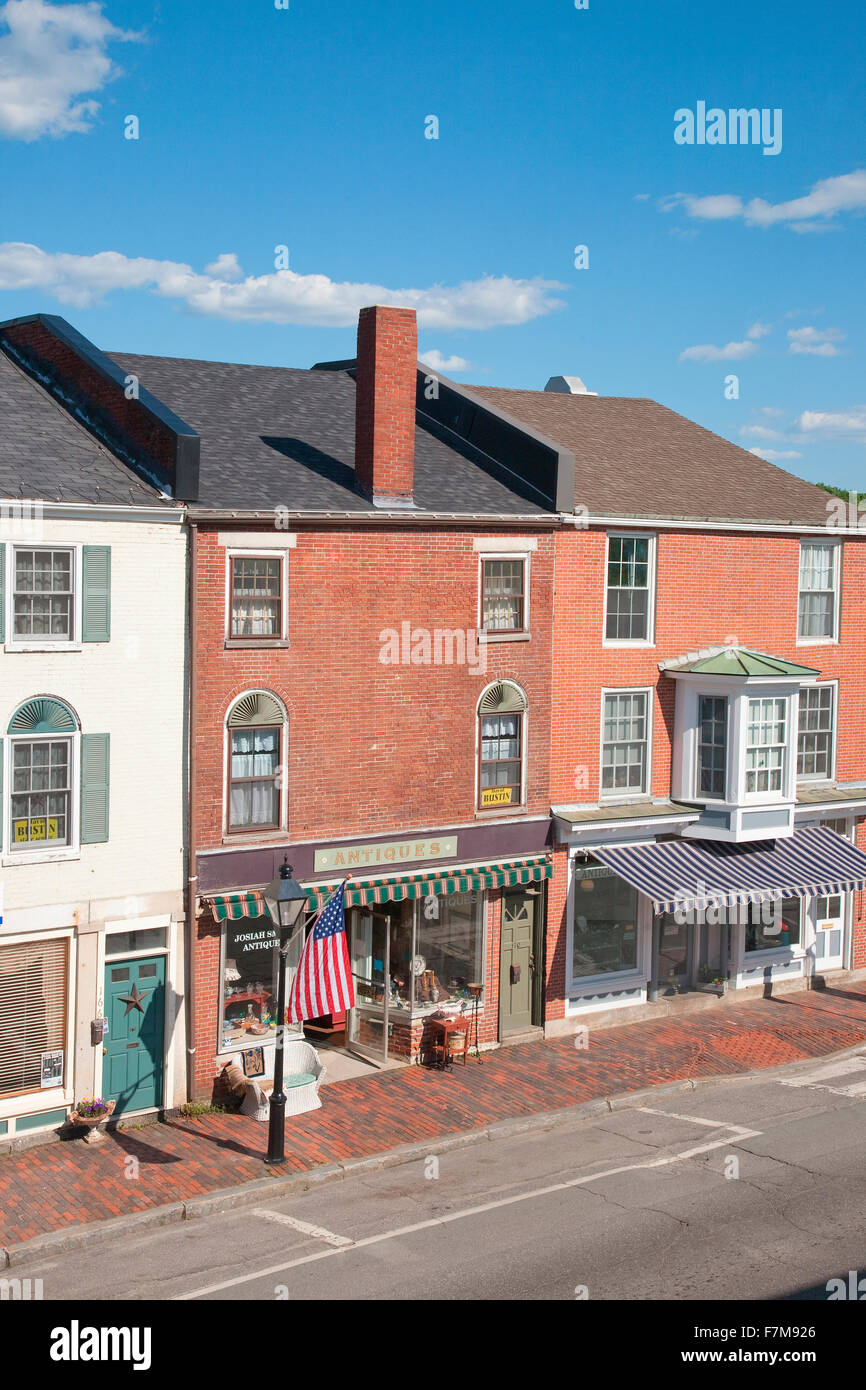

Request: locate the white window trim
(565, 850), (650, 995)
(474, 684), (529, 815)
(796, 679), (838, 785)
(1, 730), (81, 867)
(224, 548), (289, 645)
(4, 543), (83, 652)
(741, 692), (796, 804)
(740, 898), (806, 962)
(602, 531), (657, 649)
(599, 686), (654, 804)
(796, 538), (841, 646)
(0, 927), (77, 1120)
(222, 691), (289, 838)
(694, 692), (729, 803)
(476, 550), (532, 641)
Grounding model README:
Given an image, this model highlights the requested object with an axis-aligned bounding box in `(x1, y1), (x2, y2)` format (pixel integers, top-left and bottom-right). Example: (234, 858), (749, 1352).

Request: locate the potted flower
(69, 1096), (116, 1142)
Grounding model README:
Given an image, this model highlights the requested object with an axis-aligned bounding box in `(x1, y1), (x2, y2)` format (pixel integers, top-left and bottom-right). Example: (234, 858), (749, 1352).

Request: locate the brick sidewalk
(2, 983), (866, 1248)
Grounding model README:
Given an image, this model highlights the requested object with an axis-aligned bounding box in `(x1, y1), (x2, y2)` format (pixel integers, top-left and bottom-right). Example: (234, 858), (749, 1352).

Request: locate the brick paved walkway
(2, 983), (866, 1247)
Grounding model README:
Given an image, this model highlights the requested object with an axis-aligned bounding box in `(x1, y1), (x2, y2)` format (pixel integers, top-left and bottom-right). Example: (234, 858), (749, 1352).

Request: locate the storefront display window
(0, 937), (69, 1097)
(413, 892), (485, 1013)
(350, 894), (485, 1020)
(745, 897), (801, 952)
(572, 864), (639, 979)
(220, 918), (301, 1050)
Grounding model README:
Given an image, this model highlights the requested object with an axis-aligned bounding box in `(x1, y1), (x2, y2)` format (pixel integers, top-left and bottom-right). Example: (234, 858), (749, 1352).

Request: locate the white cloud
(678, 338), (758, 363)
(747, 447), (803, 461)
(203, 252), (244, 282)
(794, 408), (866, 441)
(0, 0), (139, 141)
(661, 170), (866, 231)
(739, 424), (784, 441)
(419, 349), (471, 372)
(747, 321), (772, 339)
(787, 325), (844, 357)
(0, 240), (566, 329)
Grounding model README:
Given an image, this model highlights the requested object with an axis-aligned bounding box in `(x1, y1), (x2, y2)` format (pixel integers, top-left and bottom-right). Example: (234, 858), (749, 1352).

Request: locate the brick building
(4, 303), (865, 1121)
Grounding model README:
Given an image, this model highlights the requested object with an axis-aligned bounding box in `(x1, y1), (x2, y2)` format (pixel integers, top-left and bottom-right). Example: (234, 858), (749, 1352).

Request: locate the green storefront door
(103, 956), (165, 1114)
(499, 892), (535, 1035)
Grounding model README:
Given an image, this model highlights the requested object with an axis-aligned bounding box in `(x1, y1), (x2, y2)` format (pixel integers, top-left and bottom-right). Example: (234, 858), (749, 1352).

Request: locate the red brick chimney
(354, 305), (417, 505)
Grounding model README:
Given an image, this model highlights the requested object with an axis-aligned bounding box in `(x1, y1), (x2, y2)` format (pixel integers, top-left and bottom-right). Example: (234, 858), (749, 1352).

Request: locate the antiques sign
(314, 835), (458, 874)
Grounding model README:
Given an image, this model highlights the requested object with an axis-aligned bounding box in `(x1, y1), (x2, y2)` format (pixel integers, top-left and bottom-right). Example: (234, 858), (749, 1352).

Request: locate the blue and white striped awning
(591, 826), (866, 915)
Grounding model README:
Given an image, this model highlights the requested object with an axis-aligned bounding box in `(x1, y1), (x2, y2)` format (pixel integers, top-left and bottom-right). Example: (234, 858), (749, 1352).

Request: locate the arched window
(477, 681), (527, 810)
(226, 691), (286, 833)
(6, 697), (79, 850)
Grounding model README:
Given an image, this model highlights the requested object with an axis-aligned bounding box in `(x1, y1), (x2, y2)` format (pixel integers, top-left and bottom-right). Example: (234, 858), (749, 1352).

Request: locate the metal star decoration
(118, 982), (149, 1015)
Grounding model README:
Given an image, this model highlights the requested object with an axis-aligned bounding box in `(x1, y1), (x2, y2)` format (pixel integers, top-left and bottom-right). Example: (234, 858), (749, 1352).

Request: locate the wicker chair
(238, 1038), (326, 1122)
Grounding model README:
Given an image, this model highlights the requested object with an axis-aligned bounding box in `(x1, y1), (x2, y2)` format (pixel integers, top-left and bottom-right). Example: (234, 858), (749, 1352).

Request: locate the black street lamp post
(262, 858), (308, 1165)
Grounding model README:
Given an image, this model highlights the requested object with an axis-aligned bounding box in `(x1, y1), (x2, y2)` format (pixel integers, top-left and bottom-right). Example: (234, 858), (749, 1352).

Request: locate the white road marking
(780, 1053), (866, 1096)
(177, 1113), (762, 1300)
(250, 1209), (353, 1248)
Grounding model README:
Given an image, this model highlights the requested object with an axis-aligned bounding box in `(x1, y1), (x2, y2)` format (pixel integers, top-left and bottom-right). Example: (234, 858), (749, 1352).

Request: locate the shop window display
(220, 918), (301, 1049)
(572, 864), (639, 980)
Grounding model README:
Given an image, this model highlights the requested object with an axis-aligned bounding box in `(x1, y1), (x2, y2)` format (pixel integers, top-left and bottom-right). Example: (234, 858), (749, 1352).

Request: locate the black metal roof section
(0, 346), (165, 505)
(109, 353), (554, 515)
(0, 314), (200, 501)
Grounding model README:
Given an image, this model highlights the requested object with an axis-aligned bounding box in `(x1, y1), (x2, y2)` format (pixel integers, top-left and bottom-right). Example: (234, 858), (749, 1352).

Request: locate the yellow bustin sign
(481, 787), (512, 807)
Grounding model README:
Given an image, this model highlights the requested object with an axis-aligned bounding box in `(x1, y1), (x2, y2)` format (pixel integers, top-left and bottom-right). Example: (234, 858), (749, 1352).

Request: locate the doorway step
(499, 1025), (545, 1048)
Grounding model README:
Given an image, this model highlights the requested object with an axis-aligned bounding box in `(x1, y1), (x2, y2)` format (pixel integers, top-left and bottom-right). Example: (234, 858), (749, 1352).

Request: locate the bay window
(797, 684), (835, 780)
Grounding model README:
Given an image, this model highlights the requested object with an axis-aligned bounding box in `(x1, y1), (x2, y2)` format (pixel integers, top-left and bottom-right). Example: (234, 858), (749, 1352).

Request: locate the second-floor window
(797, 684), (835, 780)
(13, 548), (74, 640)
(605, 534), (653, 642)
(482, 559), (525, 632)
(798, 541), (838, 642)
(698, 696), (728, 799)
(477, 680), (527, 809)
(229, 726), (281, 830)
(229, 555), (283, 641)
(745, 697), (787, 794)
(601, 691), (649, 795)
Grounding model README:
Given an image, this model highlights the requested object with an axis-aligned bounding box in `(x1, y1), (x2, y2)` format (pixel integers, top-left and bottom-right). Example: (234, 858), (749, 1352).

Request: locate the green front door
(500, 892), (534, 1035)
(103, 955), (165, 1114)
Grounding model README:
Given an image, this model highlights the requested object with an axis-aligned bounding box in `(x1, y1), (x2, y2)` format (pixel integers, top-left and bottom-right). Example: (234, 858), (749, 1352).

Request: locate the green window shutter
(82, 546), (111, 642)
(0, 542), (5, 644)
(80, 733), (110, 843)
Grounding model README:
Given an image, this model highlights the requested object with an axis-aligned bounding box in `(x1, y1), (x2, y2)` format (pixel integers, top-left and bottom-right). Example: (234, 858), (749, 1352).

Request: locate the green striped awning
(204, 855), (552, 921)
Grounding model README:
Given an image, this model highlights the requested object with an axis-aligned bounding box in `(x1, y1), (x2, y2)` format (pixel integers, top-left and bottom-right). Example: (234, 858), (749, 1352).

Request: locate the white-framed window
(798, 540), (840, 643)
(604, 533), (656, 645)
(697, 695), (728, 800)
(479, 554), (530, 636)
(5, 545), (81, 649)
(476, 680), (528, 811)
(225, 550), (288, 643)
(10, 737), (73, 849)
(600, 689), (651, 798)
(0, 933), (72, 1102)
(745, 696), (788, 794)
(224, 690), (288, 836)
(797, 682), (837, 781)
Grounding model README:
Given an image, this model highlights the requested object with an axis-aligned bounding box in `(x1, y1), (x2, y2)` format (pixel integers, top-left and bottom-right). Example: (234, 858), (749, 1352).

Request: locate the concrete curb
(3, 1039), (865, 1268)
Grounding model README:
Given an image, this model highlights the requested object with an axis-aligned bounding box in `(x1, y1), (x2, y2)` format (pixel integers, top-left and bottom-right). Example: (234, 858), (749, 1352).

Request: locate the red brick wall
(194, 525), (555, 845)
(354, 306), (417, 501)
(551, 527), (866, 805)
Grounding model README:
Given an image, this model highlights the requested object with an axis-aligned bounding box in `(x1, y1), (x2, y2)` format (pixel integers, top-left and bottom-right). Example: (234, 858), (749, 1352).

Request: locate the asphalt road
(14, 1048), (866, 1302)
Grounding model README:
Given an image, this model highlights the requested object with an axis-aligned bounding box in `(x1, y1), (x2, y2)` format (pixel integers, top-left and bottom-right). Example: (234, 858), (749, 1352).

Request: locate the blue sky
(1, 0), (864, 488)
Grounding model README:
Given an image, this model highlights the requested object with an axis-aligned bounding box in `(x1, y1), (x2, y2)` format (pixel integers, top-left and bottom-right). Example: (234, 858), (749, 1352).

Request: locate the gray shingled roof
(109, 354), (549, 514)
(0, 350), (163, 505)
(467, 386), (831, 526)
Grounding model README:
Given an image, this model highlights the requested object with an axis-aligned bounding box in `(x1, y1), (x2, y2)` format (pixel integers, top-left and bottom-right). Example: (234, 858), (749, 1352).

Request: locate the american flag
(286, 882), (354, 1022)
